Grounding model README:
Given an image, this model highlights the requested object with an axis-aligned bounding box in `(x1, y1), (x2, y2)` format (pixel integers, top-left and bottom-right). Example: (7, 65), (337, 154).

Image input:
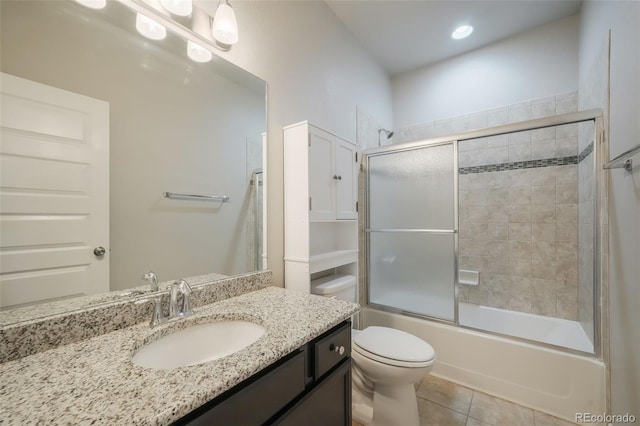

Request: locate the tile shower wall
(365, 92), (600, 324)
(458, 162), (579, 319)
(395, 93), (580, 145)
(395, 92), (585, 319)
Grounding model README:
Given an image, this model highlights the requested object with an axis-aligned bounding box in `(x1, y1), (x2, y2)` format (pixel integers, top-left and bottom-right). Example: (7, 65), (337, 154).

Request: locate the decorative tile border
(459, 142), (594, 175)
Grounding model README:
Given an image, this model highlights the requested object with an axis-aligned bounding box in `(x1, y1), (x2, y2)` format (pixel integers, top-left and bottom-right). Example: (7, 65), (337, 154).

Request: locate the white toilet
(311, 274), (436, 426)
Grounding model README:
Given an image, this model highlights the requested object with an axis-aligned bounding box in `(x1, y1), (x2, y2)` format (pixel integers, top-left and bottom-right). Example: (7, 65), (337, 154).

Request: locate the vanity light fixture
(452, 25), (473, 40)
(212, 0), (238, 45)
(160, 0), (192, 17)
(187, 40), (213, 63)
(136, 12), (167, 40)
(74, 0), (106, 9)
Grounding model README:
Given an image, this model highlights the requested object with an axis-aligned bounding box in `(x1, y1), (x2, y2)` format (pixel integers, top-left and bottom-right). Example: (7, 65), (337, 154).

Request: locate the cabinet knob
(333, 175), (339, 180)
(337, 175), (342, 180)
(329, 344), (345, 355)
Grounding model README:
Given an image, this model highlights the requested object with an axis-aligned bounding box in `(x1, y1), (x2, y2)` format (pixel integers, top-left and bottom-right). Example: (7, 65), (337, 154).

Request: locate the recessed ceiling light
(452, 25), (473, 40)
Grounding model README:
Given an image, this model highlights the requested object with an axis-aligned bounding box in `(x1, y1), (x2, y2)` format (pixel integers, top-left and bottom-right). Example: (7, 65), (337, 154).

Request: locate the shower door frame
(365, 139), (460, 322)
(362, 109), (604, 357)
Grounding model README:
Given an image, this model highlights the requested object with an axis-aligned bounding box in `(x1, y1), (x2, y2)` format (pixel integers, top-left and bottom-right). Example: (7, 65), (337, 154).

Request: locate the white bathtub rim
(365, 301), (598, 357)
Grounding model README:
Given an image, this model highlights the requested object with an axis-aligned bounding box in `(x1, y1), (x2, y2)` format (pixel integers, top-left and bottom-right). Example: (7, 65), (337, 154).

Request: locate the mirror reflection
(0, 0), (267, 313)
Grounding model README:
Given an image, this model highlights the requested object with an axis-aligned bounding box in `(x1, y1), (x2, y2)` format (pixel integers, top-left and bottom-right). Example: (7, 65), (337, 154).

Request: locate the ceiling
(325, 0), (582, 76)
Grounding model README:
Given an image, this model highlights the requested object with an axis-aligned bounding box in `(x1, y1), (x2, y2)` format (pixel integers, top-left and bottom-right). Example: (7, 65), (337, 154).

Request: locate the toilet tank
(310, 274), (357, 302)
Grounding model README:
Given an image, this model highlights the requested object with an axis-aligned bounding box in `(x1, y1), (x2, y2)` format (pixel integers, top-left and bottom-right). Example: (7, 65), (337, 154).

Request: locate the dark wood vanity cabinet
(174, 321), (352, 426)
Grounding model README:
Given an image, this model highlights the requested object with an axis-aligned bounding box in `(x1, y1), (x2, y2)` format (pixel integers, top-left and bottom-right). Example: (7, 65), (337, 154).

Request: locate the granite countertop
(0, 286), (359, 425)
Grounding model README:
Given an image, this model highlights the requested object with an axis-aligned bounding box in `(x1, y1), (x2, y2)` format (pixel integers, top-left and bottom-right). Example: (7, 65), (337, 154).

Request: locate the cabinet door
(308, 127), (335, 221)
(276, 359), (352, 426)
(334, 139), (357, 220)
(176, 351), (306, 425)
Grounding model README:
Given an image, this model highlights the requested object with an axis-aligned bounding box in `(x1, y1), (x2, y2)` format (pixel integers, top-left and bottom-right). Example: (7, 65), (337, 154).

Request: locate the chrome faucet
(142, 270), (159, 292)
(147, 279), (194, 328)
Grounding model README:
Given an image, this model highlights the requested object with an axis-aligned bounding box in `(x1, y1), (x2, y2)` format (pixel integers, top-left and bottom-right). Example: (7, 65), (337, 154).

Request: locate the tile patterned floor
(353, 375), (578, 426)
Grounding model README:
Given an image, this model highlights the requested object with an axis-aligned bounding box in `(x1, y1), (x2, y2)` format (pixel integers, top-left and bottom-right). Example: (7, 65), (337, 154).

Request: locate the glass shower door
(366, 142), (456, 320)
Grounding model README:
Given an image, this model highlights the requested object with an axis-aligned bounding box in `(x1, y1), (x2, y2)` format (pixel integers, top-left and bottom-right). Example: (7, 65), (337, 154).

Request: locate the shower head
(379, 128), (394, 139)
(378, 128), (394, 146)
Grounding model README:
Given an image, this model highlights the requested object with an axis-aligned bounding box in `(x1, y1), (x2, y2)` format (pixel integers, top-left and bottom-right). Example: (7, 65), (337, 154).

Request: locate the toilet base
(353, 380), (420, 426)
(352, 388), (373, 425)
(372, 383), (419, 426)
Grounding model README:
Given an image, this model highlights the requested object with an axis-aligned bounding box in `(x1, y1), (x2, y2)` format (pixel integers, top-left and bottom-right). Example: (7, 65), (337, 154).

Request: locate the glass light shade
(160, 0), (192, 17)
(187, 40), (213, 63)
(452, 25), (473, 40)
(74, 0), (106, 9)
(136, 13), (167, 40)
(212, 1), (238, 45)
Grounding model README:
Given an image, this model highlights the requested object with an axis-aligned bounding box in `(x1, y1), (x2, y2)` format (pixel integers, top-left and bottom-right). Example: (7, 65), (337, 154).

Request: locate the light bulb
(74, 0), (106, 9)
(160, 0), (192, 17)
(212, 1), (238, 45)
(187, 40), (212, 63)
(452, 25), (473, 40)
(136, 13), (167, 41)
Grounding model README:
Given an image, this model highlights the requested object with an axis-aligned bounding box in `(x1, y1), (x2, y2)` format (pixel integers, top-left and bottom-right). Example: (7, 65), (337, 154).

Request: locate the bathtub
(361, 306), (606, 423)
(458, 302), (594, 353)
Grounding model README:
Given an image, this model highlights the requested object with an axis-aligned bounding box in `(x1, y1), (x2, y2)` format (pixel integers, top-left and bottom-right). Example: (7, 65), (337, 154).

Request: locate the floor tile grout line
(468, 390), (475, 416)
(466, 391), (492, 425)
(415, 393), (473, 418)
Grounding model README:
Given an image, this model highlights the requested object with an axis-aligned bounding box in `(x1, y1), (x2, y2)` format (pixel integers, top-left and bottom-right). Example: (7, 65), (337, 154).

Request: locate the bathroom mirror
(0, 0), (266, 319)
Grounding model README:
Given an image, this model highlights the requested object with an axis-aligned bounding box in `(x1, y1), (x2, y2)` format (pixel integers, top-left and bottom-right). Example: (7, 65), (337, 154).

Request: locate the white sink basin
(132, 320), (266, 369)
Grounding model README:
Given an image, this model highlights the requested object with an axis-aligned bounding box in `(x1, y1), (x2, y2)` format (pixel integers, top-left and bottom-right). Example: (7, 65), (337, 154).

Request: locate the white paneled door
(0, 73), (109, 309)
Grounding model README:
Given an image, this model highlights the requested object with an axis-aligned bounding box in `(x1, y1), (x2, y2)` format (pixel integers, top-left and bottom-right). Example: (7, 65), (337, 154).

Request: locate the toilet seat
(353, 326), (435, 368)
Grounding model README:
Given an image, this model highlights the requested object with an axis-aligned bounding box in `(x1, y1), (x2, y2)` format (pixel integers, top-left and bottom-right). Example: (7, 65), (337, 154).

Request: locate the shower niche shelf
(284, 121), (359, 296)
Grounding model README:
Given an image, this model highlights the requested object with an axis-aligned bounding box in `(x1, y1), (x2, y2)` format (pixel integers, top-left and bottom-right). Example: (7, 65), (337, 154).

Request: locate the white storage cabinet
(283, 122), (358, 296)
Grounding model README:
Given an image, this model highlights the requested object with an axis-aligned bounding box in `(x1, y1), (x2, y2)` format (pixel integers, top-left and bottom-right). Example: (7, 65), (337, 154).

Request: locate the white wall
(392, 15), (579, 128)
(579, 1), (640, 421)
(197, 0), (394, 286)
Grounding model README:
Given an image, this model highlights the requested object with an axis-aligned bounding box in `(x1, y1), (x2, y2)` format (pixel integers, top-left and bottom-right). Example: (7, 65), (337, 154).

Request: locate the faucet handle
(176, 279), (194, 317)
(169, 281), (181, 319)
(150, 296), (166, 327)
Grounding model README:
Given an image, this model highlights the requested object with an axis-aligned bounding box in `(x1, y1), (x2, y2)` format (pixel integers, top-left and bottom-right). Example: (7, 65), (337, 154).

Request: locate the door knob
(93, 247), (106, 257)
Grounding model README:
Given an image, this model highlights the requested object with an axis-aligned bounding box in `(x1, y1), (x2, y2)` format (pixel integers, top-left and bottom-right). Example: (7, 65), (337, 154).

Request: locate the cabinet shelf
(309, 250), (357, 274)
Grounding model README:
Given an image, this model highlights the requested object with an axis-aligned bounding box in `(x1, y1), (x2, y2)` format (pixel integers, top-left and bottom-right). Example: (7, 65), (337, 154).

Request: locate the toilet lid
(353, 326), (435, 363)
